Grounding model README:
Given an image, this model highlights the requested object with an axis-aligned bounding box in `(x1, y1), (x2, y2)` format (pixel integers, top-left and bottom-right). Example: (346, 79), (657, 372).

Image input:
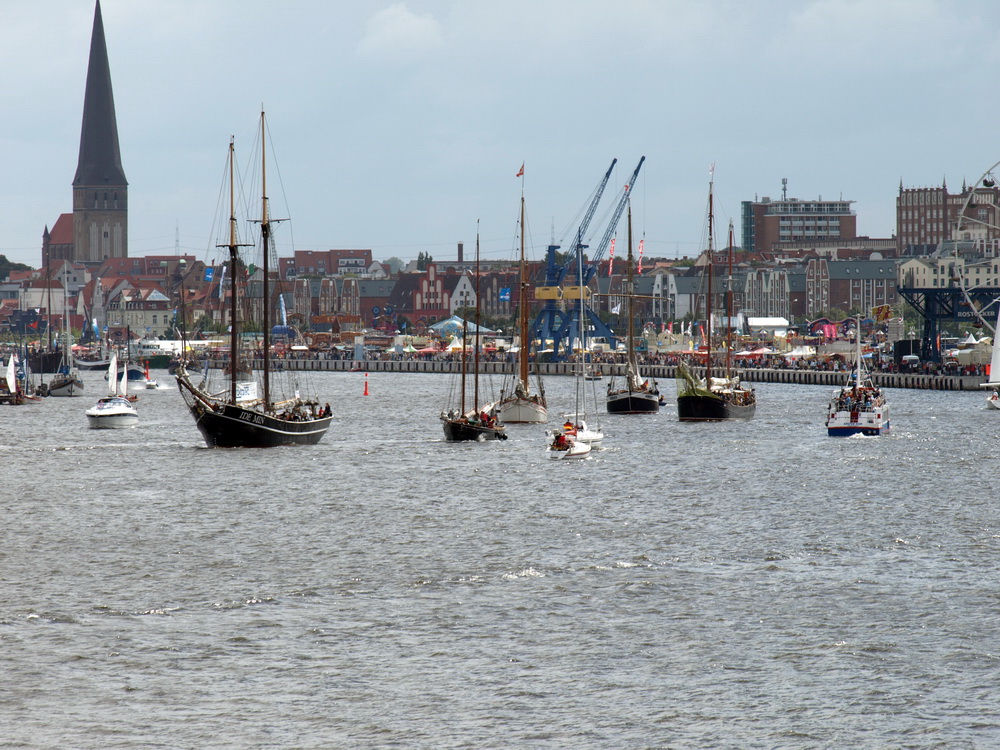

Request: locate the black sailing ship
(676, 170), (756, 421)
(175, 113), (331, 448)
(440, 227), (507, 441)
(606, 203), (660, 414)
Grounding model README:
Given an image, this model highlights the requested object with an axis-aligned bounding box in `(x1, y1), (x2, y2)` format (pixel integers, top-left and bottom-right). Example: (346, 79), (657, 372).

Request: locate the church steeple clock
(72, 0), (127, 263)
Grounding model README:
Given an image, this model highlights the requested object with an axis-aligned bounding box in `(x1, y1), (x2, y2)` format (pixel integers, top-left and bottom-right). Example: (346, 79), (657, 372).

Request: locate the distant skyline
(6, 0), (1000, 270)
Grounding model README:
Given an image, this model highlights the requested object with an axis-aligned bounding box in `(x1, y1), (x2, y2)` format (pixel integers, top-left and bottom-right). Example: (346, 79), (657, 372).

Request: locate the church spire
(74, 0), (126, 187)
(72, 0), (128, 263)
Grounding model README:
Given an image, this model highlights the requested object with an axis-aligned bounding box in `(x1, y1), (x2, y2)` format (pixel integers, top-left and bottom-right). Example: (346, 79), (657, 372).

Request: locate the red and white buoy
(363, 372), (369, 396)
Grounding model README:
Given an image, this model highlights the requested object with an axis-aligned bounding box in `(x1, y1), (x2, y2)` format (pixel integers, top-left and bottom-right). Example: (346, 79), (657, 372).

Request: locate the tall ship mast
(175, 112), (332, 447)
(605, 202), (660, 414)
(676, 167), (756, 421)
(498, 175), (547, 423)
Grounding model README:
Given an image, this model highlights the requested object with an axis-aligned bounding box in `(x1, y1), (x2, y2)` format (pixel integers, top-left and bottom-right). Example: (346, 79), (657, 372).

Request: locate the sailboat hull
(48, 373), (84, 397)
(441, 417), (507, 442)
(497, 397), (547, 423)
(190, 402), (332, 448)
(678, 394), (756, 421)
(606, 389), (660, 414)
(74, 357), (112, 370)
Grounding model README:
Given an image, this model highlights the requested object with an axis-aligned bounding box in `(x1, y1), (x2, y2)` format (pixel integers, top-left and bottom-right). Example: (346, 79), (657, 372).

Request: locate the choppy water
(2, 370), (999, 748)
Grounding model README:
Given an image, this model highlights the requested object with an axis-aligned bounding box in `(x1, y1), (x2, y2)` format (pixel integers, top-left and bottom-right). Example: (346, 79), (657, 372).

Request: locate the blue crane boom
(531, 156), (645, 359)
(530, 160), (617, 354)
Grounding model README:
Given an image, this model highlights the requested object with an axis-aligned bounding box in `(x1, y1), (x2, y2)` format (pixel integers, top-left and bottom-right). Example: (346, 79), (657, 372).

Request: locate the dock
(238, 357), (983, 391)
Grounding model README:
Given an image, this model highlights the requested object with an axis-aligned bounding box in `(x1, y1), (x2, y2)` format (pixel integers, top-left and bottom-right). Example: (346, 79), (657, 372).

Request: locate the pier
(242, 358), (983, 391)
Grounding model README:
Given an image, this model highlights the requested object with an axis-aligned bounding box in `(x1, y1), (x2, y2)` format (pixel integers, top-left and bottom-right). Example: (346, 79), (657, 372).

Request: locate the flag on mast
(516, 162), (524, 177)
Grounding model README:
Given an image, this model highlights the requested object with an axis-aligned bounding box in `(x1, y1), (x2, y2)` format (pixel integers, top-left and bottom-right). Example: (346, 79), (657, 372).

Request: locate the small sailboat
(48, 351), (84, 397)
(546, 427), (591, 459)
(175, 114), (332, 448)
(86, 349), (138, 428)
(441, 226), (507, 442)
(677, 170), (756, 421)
(826, 320), (889, 436)
(606, 203), (660, 414)
(48, 274), (85, 397)
(554, 248), (604, 451)
(497, 187), (547, 423)
(1, 352), (24, 405)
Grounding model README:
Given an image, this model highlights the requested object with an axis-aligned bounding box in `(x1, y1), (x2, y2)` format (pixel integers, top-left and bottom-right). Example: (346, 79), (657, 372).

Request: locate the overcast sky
(5, 0), (1000, 270)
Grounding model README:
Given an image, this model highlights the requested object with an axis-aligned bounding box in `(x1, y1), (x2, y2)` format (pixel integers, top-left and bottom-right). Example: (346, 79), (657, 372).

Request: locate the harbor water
(2, 371), (999, 748)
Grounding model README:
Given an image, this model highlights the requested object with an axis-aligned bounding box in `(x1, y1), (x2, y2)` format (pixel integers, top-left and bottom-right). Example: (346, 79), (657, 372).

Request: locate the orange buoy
(363, 372), (369, 396)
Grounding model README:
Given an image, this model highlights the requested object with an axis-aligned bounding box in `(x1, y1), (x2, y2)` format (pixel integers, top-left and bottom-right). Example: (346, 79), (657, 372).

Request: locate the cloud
(357, 3), (444, 63)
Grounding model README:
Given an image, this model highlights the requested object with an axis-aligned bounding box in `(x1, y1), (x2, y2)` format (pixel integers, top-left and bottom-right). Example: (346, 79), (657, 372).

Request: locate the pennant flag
(516, 162), (524, 177)
(611, 302), (622, 315)
(637, 239), (645, 274)
(608, 238), (616, 274)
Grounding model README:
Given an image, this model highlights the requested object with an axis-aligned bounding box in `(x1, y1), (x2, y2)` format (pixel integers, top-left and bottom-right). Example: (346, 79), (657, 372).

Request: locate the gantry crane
(530, 156), (645, 359)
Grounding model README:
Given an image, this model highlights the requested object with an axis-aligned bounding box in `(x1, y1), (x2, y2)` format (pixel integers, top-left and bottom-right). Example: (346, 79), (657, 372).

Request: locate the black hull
(606, 390), (660, 414)
(677, 394), (756, 421)
(441, 417), (507, 442)
(191, 402), (331, 448)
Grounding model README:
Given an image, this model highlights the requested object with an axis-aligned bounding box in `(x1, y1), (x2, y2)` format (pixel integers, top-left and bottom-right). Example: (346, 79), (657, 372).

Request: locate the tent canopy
(428, 315), (497, 338)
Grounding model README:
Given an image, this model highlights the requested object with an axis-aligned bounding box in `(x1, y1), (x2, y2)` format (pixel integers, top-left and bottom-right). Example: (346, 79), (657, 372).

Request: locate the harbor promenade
(244, 357), (983, 391)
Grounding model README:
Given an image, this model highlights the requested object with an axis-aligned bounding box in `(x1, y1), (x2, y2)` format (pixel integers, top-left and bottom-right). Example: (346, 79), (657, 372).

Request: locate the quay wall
(241, 358), (983, 391)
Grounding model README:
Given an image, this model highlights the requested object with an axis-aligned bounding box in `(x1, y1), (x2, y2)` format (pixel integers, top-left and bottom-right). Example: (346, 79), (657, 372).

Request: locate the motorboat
(85, 395), (138, 429)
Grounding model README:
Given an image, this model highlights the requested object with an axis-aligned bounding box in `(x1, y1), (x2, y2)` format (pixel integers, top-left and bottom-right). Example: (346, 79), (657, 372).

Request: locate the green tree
(0, 254), (30, 281)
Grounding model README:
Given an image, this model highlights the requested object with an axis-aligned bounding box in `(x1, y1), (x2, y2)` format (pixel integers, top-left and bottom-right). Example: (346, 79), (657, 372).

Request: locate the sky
(5, 0), (1000, 270)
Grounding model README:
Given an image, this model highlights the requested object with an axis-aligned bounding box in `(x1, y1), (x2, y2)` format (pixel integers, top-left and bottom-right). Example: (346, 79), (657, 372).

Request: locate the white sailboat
(86, 349), (138, 428)
(559, 250), (605, 449)
(546, 429), (592, 459)
(498, 185), (547, 423)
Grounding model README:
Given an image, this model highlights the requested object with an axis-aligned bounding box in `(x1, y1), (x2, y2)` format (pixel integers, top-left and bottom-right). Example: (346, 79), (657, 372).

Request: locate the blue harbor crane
(530, 156), (645, 359)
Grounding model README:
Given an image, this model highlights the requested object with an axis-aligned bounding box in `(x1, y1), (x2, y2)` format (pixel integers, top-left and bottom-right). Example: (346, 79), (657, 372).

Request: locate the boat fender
(499, 432), (508, 440)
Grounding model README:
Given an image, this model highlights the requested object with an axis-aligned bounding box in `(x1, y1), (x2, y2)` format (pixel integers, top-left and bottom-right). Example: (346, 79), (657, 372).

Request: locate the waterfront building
(897, 181), (1000, 256)
(741, 180), (857, 254)
(277, 249), (374, 279)
(899, 255), (1000, 290)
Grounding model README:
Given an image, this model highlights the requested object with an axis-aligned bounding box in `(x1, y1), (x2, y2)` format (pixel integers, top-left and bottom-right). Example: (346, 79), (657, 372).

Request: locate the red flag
(516, 163), (524, 177)
(637, 239), (645, 274)
(607, 238), (616, 274)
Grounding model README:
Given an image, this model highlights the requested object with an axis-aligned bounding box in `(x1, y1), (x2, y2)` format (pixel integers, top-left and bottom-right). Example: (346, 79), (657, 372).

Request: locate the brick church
(43, 0), (128, 267)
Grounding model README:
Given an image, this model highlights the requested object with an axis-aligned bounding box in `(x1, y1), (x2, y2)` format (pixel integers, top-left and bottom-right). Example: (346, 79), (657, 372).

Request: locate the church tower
(72, 0), (127, 263)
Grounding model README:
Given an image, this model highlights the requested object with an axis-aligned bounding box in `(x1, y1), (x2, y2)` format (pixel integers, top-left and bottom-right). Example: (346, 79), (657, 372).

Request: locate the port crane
(530, 156), (645, 359)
